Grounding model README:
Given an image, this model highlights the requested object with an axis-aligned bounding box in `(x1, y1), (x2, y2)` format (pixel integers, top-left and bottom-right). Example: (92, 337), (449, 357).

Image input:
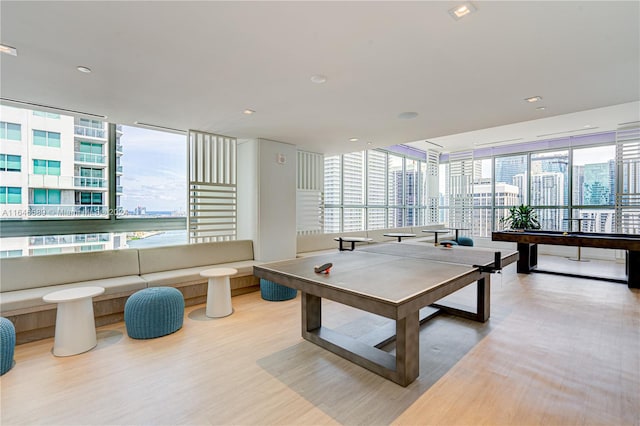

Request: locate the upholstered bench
(260, 279), (297, 301)
(125, 287), (185, 339)
(1, 317), (16, 375)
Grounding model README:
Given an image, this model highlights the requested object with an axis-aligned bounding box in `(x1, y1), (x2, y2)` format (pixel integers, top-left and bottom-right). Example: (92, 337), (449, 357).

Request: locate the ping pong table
(253, 242), (518, 386)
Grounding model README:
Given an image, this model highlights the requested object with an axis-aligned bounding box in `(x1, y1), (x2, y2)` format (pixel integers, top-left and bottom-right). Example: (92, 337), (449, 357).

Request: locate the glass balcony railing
(74, 176), (107, 188)
(116, 165), (123, 173)
(116, 185), (123, 193)
(27, 204), (108, 217)
(29, 233), (111, 246)
(75, 152), (106, 164)
(115, 144), (124, 153)
(74, 125), (106, 139)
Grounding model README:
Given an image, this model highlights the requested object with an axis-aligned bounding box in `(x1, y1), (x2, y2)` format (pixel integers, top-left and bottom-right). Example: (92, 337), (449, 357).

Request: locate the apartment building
(0, 105), (126, 255)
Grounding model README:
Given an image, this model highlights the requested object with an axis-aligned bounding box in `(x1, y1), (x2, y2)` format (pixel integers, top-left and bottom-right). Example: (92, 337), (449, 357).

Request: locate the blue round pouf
(457, 236), (474, 246)
(260, 279), (297, 301)
(125, 287), (185, 339)
(0, 317), (16, 376)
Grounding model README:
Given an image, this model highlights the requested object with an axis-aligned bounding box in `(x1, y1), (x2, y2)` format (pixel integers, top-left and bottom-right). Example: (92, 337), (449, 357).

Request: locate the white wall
(237, 139), (258, 242)
(237, 138), (297, 262)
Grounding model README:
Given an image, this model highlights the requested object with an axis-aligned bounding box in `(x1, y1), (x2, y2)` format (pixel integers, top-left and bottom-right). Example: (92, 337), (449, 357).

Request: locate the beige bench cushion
(0, 275), (147, 313)
(138, 240), (255, 274)
(141, 260), (258, 287)
(0, 249), (141, 292)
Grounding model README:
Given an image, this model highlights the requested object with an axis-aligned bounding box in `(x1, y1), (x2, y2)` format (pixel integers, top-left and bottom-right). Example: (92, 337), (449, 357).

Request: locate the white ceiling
(1, 1), (639, 155)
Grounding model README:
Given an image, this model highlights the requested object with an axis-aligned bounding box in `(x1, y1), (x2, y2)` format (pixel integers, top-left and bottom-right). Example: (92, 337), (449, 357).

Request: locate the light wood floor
(1, 260), (639, 425)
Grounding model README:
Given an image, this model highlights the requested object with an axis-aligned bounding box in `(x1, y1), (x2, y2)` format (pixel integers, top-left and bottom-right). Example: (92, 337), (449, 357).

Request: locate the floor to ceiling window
(439, 131), (639, 237)
(0, 104), (188, 256)
(323, 147), (438, 233)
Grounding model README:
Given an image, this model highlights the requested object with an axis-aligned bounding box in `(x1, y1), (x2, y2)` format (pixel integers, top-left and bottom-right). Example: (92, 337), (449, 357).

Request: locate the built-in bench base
(6, 275), (260, 345)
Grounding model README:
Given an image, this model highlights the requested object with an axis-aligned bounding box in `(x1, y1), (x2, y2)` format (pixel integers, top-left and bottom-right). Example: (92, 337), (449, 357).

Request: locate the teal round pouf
(260, 279), (297, 301)
(0, 317), (16, 376)
(457, 236), (474, 246)
(125, 287), (184, 339)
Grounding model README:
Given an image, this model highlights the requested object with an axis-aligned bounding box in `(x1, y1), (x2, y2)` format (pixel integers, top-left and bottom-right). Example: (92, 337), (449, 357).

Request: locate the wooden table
(492, 230), (640, 288)
(254, 242), (517, 386)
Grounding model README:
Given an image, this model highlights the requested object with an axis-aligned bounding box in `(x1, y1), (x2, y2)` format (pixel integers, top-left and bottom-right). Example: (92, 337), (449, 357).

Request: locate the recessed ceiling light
(76, 66), (92, 73)
(310, 75), (327, 84)
(349, 138), (359, 142)
(367, 142), (373, 145)
(448, 2), (477, 20)
(536, 106), (546, 111)
(398, 112), (419, 119)
(525, 96), (542, 103)
(0, 44), (17, 56)
(243, 109), (255, 115)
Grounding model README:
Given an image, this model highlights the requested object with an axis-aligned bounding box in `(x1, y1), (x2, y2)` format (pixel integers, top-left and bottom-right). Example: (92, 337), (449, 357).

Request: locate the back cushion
(0, 249), (140, 292)
(138, 240), (254, 274)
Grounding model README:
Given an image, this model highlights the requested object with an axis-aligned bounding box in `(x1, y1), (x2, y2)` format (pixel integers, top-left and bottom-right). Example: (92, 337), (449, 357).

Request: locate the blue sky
(119, 126), (186, 212)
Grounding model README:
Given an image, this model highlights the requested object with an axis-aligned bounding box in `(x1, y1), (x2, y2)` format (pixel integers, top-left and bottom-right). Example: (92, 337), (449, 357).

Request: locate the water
(127, 230), (188, 248)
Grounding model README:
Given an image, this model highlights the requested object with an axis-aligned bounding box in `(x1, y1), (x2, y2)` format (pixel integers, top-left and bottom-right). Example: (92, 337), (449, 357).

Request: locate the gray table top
(255, 242), (517, 304)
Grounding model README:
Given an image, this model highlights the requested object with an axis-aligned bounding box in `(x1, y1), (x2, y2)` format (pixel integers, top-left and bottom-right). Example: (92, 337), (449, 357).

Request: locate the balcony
(74, 176), (107, 189)
(28, 174), (74, 189)
(74, 152), (106, 164)
(74, 125), (106, 139)
(115, 143), (124, 154)
(116, 185), (123, 194)
(116, 165), (123, 174)
(27, 204), (108, 217)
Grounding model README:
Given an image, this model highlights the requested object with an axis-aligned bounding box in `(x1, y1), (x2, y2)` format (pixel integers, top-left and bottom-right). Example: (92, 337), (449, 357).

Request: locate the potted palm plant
(502, 204), (540, 230)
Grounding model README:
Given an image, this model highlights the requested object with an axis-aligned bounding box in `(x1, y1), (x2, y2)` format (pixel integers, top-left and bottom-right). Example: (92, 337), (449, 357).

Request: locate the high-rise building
(0, 105), (126, 256)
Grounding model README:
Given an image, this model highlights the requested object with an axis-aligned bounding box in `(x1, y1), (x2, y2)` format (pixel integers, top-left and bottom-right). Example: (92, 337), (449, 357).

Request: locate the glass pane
(7, 123), (21, 140)
(473, 158), (493, 235)
(367, 150), (386, 205)
(388, 154), (403, 207)
(405, 158), (418, 206)
(342, 152), (364, 206)
(495, 154), (527, 205)
(367, 208), (386, 229)
(33, 130), (47, 146)
(48, 190), (61, 204)
(48, 132), (61, 147)
(343, 208), (364, 231)
(48, 160), (61, 176)
(33, 159), (46, 174)
(536, 208), (568, 231)
(438, 163), (449, 208)
(323, 207), (340, 233)
(530, 151), (569, 209)
(388, 207), (403, 227)
(118, 125), (187, 218)
(324, 155), (341, 206)
(7, 155), (21, 171)
(572, 145), (615, 206)
(33, 189), (46, 204)
(570, 209), (615, 233)
(472, 207), (492, 237)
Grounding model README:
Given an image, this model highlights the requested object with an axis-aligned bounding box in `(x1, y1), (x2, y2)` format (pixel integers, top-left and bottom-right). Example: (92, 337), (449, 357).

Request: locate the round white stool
(200, 268), (237, 318)
(43, 286), (105, 356)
